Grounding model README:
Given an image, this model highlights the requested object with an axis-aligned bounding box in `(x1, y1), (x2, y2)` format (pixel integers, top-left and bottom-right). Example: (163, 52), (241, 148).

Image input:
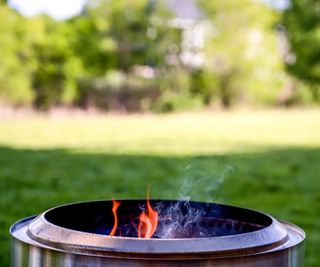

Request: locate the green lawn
(0, 109), (319, 266)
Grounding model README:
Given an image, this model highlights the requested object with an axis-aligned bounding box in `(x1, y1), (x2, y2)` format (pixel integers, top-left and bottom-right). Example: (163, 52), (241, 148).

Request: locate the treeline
(0, 0), (318, 112)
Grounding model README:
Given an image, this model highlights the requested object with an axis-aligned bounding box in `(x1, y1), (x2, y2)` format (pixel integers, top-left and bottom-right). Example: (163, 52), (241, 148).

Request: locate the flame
(109, 198), (121, 236)
(138, 189), (158, 238)
(109, 188), (158, 238)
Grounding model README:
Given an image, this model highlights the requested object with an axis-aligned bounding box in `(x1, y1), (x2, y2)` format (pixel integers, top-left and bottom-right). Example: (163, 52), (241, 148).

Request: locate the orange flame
(109, 198), (121, 236)
(109, 189), (158, 238)
(138, 189), (158, 238)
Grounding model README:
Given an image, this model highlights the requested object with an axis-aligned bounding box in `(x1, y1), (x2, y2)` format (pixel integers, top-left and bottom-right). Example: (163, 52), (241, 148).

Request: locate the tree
(81, 0), (174, 73)
(71, 0), (178, 111)
(198, 0), (286, 107)
(282, 0), (320, 100)
(0, 4), (34, 105)
(31, 16), (84, 108)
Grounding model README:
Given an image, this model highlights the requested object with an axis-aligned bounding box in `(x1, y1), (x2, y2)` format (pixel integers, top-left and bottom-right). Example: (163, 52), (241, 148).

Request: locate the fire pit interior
(45, 200), (270, 239)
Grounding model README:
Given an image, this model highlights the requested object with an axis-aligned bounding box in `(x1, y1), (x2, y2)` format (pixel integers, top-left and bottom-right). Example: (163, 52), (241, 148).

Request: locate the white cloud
(9, 0), (88, 20)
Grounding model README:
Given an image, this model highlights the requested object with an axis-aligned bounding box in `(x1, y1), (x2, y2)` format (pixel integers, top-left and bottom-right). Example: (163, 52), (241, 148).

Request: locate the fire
(109, 188), (158, 238)
(138, 193), (158, 238)
(109, 198), (121, 236)
(138, 195), (158, 238)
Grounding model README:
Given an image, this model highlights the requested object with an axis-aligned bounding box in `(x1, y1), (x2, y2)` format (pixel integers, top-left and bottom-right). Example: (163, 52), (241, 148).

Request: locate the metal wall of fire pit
(10, 200), (305, 266)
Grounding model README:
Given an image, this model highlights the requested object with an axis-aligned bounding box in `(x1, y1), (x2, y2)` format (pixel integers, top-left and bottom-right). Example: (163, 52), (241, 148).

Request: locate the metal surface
(10, 200), (305, 266)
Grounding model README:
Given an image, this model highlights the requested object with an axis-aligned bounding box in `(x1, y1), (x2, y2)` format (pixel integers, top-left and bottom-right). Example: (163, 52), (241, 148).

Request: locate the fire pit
(10, 199), (305, 266)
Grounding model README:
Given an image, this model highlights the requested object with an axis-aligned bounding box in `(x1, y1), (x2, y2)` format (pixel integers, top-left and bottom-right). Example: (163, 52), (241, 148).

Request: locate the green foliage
(191, 69), (219, 105)
(282, 0), (320, 100)
(31, 16), (85, 109)
(152, 90), (202, 113)
(69, 9), (117, 77)
(198, 0), (286, 107)
(152, 69), (202, 112)
(0, 0), (318, 110)
(79, 0), (174, 73)
(70, 0), (179, 111)
(0, 5), (34, 105)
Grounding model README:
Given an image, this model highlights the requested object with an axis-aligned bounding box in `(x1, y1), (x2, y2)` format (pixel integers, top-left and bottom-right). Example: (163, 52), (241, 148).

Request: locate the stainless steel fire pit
(10, 200), (305, 266)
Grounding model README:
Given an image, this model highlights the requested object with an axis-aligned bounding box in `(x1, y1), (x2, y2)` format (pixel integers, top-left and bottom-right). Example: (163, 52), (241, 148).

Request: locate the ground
(0, 109), (319, 266)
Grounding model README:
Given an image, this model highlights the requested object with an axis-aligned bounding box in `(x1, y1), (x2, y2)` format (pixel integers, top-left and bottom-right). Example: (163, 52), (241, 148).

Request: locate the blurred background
(0, 0), (319, 111)
(0, 0), (319, 266)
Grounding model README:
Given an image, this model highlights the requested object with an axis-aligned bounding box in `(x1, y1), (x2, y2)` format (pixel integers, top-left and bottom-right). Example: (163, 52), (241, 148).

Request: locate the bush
(190, 69), (219, 106)
(151, 70), (203, 112)
(77, 72), (160, 112)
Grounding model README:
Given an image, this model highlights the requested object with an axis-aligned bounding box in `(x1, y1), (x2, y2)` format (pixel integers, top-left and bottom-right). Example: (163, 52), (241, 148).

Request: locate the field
(0, 109), (319, 266)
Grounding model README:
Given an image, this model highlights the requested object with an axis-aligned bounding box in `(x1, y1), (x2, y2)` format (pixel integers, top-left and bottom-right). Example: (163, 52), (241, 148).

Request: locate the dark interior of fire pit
(44, 200), (272, 238)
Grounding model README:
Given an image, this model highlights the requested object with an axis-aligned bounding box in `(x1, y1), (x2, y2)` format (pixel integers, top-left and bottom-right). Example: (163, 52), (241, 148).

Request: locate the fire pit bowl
(10, 200), (305, 266)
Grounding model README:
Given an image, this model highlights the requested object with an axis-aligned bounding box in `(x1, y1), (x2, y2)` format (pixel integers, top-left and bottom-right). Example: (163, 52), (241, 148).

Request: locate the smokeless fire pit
(10, 199), (305, 266)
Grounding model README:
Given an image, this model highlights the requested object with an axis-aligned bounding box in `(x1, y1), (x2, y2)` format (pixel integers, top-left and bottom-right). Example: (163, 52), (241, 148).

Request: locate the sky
(8, 0), (88, 20)
(8, 0), (289, 21)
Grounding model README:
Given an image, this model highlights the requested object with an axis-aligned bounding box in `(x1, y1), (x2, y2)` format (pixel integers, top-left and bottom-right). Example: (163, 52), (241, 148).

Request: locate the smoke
(101, 165), (235, 238)
(154, 165), (234, 238)
(178, 165), (234, 201)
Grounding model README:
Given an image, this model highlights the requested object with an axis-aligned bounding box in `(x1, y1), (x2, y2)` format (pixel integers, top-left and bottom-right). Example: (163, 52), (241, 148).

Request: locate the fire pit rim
(10, 217), (306, 263)
(34, 198), (276, 241)
(11, 199), (299, 255)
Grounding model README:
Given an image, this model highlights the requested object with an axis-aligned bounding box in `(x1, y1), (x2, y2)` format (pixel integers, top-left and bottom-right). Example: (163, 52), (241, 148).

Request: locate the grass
(0, 109), (319, 266)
